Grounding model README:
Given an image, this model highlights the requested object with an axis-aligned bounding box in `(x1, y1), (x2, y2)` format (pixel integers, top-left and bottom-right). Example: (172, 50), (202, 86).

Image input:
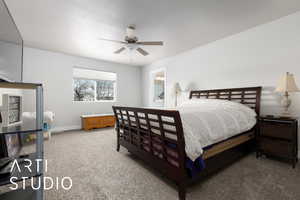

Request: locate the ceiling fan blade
(136, 48), (149, 56)
(99, 38), (127, 44)
(114, 47), (126, 54)
(137, 41), (163, 46)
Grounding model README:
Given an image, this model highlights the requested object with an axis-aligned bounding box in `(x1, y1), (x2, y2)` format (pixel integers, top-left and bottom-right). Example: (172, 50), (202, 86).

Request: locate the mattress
(140, 130), (254, 176)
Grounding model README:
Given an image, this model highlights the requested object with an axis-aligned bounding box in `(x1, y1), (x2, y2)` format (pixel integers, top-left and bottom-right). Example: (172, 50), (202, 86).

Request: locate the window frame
(72, 68), (117, 103)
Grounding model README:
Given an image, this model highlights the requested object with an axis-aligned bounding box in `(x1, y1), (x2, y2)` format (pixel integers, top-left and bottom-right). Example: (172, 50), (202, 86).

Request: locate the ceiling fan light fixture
(100, 24), (163, 56)
(126, 26), (135, 38)
(126, 43), (138, 51)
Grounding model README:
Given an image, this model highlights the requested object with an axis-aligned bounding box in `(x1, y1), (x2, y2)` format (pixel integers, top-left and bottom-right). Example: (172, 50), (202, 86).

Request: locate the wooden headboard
(189, 86), (262, 115)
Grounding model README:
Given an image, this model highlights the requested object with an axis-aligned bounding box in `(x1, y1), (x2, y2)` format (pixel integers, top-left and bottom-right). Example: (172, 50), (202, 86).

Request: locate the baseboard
(51, 125), (81, 133)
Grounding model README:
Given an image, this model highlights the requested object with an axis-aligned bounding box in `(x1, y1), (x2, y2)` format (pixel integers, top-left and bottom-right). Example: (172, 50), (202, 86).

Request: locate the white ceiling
(0, 0), (22, 44)
(5, 0), (300, 66)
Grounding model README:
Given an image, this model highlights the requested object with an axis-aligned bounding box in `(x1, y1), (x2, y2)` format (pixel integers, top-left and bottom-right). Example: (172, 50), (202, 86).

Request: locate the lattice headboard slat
(189, 87), (262, 115)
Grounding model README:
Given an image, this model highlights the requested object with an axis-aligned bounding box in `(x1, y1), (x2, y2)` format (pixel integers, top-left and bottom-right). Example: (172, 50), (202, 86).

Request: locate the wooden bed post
(113, 108), (121, 152)
(178, 183), (186, 200)
(116, 132), (120, 152)
(174, 111), (188, 200)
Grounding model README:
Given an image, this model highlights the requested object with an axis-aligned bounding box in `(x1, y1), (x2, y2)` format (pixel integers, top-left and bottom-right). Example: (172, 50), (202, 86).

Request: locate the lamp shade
(173, 82), (182, 95)
(275, 72), (300, 92)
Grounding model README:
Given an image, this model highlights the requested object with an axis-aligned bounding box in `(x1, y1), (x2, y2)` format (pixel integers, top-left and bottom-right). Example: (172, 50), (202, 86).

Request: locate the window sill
(153, 100), (164, 103)
(73, 100), (117, 103)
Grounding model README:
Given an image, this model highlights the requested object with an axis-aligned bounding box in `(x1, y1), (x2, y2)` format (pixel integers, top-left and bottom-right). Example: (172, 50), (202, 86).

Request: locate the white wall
(0, 41), (22, 82)
(22, 47), (142, 132)
(142, 11), (300, 117)
(142, 11), (300, 157)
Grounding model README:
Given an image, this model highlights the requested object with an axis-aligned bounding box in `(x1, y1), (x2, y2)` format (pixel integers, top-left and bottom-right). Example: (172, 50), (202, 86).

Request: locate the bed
(112, 86), (262, 200)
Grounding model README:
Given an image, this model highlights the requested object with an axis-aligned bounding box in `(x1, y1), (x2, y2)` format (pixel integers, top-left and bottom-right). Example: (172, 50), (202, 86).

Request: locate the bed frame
(112, 86), (262, 200)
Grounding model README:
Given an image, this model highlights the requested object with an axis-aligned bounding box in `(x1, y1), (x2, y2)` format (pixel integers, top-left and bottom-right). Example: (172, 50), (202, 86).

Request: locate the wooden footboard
(113, 106), (257, 200)
(112, 106), (188, 199)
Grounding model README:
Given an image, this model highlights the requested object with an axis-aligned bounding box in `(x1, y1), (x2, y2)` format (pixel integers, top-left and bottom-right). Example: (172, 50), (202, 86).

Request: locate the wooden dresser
(81, 114), (115, 131)
(257, 116), (298, 168)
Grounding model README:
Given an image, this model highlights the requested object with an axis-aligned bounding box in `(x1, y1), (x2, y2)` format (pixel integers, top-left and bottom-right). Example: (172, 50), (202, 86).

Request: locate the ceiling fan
(99, 25), (163, 56)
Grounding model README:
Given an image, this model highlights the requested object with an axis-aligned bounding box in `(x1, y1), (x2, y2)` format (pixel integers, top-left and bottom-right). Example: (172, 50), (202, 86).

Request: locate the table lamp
(275, 72), (300, 116)
(173, 82), (182, 107)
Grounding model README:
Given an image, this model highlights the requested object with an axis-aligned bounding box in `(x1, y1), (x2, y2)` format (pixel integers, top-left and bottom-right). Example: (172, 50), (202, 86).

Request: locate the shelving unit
(0, 188), (37, 200)
(0, 153), (42, 186)
(0, 82), (44, 200)
(7, 95), (21, 124)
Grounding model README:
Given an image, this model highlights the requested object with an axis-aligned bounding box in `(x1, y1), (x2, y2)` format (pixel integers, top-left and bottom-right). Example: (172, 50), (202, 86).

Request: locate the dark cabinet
(257, 116), (298, 168)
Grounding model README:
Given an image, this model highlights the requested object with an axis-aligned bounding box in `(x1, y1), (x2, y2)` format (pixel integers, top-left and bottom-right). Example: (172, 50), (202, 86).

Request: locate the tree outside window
(96, 80), (115, 101)
(73, 68), (116, 102)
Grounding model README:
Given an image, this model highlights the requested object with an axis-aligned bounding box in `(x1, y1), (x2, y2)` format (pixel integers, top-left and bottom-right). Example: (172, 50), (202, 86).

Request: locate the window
(73, 68), (117, 102)
(150, 69), (166, 105)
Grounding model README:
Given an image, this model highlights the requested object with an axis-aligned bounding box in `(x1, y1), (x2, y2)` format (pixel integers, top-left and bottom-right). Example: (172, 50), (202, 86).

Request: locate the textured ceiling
(5, 0), (300, 66)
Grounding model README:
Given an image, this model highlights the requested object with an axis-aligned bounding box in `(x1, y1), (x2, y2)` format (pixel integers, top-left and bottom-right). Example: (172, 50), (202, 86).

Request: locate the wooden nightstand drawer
(260, 121), (293, 140)
(257, 116), (298, 168)
(258, 137), (293, 157)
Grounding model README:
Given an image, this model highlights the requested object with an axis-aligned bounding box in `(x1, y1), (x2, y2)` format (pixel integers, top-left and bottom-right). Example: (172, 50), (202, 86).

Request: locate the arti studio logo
(9, 159), (72, 191)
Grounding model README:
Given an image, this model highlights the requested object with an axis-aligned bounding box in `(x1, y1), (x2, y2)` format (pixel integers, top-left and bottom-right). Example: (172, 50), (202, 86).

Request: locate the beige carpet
(2, 128), (300, 200)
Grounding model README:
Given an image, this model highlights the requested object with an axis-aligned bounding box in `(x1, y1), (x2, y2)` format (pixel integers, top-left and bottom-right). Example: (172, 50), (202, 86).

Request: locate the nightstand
(257, 116), (298, 168)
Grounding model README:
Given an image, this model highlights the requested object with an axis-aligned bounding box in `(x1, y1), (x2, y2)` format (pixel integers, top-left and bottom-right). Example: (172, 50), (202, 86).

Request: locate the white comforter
(174, 99), (256, 161)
